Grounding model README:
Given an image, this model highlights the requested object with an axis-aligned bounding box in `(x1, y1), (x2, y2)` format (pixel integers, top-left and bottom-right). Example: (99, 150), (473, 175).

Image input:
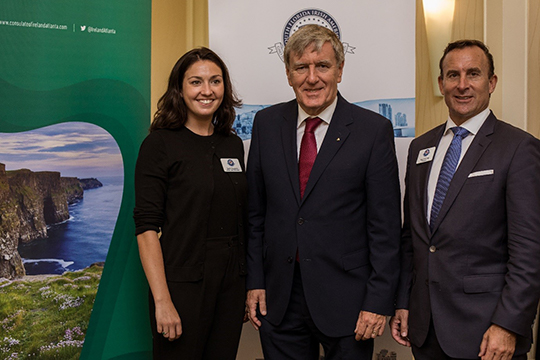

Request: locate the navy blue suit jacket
(246, 94), (401, 337)
(397, 112), (540, 358)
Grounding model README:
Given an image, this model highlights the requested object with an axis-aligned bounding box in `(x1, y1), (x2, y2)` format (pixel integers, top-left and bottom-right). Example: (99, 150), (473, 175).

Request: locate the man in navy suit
(245, 24), (401, 359)
(390, 39), (540, 360)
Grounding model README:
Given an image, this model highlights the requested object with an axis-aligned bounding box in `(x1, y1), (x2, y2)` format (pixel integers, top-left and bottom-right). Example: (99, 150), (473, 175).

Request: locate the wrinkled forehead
(288, 41), (338, 65)
(442, 46), (489, 72)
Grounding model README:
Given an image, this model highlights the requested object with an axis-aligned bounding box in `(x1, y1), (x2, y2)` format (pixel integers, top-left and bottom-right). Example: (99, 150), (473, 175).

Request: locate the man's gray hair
(283, 24), (345, 69)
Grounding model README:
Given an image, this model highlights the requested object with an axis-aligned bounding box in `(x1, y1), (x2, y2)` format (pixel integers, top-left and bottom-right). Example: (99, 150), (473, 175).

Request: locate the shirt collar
(444, 108), (490, 136)
(297, 96), (338, 129)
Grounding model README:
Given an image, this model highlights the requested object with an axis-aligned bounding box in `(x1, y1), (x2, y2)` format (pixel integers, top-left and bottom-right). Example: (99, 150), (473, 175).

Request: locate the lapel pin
(336, 137), (340, 142)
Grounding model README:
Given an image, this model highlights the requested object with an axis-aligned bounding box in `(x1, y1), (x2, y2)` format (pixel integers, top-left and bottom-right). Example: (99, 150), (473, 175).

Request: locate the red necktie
(299, 117), (323, 199)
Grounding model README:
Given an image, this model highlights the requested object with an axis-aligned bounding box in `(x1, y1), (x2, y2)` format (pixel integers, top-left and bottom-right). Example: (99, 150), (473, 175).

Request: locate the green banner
(0, 1), (151, 358)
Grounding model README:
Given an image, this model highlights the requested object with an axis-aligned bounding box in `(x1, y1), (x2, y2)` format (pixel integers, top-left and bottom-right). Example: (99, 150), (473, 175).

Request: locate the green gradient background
(0, 1), (152, 358)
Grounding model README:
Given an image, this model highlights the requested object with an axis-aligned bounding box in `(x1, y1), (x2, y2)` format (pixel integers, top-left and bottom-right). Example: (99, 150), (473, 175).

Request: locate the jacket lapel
(416, 125), (445, 239)
(301, 94), (350, 203)
(280, 100), (301, 204)
(430, 112), (496, 233)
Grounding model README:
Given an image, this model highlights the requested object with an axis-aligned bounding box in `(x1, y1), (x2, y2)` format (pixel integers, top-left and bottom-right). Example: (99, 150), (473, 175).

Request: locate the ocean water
(18, 175), (123, 275)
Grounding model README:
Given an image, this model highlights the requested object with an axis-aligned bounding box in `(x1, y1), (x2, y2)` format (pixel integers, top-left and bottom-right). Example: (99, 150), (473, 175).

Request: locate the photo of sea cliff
(0, 122), (123, 358)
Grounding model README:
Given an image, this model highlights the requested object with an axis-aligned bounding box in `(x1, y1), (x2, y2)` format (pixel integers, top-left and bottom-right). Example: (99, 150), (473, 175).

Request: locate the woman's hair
(150, 47), (242, 135)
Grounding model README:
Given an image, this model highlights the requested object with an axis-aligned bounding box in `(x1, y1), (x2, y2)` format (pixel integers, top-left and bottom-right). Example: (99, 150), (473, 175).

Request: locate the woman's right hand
(155, 299), (182, 341)
(137, 231), (182, 341)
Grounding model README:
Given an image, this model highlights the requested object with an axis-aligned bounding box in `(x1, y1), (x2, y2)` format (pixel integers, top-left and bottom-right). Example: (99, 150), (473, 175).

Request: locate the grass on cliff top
(0, 264), (102, 359)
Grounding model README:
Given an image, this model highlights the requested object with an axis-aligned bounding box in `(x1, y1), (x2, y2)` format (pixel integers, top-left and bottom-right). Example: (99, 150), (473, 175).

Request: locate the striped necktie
(430, 126), (470, 230)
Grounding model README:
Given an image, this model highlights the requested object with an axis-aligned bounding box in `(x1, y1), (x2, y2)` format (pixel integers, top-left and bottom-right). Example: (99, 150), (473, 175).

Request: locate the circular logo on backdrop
(268, 8), (355, 62)
(282, 9), (341, 45)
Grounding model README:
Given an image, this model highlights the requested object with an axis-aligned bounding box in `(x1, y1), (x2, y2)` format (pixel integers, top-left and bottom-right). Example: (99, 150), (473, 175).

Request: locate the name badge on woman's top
(221, 158), (242, 172)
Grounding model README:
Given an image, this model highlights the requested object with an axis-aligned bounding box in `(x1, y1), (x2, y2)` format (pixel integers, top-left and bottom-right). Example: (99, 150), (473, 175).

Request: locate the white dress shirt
(426, 108), (491, 222)
(296, 97), (338, 159)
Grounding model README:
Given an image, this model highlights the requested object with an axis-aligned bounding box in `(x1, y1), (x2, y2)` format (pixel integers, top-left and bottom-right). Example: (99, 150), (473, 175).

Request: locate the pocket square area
(468, 169), (494, 178)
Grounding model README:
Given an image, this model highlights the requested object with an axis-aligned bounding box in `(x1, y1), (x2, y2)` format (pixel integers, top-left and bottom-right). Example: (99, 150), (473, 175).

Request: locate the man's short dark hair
(439, 39), (495, 78)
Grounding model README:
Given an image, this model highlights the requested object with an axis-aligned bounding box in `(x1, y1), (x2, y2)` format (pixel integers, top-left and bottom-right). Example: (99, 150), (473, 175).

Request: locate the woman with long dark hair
(134, 47), (246, 359)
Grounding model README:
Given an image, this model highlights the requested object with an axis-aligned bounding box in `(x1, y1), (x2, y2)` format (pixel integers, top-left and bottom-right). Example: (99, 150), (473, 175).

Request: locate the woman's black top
(133, 126), (247, 282)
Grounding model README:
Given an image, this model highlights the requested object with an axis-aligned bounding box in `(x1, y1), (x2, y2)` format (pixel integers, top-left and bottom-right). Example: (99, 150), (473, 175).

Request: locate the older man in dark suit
(245, 24), (401, 359)
(390, 39), (540, 360)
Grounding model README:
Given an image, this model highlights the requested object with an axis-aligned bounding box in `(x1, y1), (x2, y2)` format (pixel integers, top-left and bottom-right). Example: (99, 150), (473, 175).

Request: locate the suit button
(429, 245), (436, 253)
(298, 218), (304, 225)
(287, 257), (293, 263)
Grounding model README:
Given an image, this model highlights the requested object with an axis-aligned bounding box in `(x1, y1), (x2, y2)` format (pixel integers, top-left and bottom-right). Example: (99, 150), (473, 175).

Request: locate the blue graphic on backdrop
(234, 98), (415, 140)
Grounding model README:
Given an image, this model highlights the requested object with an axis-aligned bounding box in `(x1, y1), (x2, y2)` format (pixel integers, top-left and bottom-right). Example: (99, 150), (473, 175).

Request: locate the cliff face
(62, 177), (84, 204)
(0, 163), (26, 279)
(7, 169), (70, 239)
(0, 164), (93, 280)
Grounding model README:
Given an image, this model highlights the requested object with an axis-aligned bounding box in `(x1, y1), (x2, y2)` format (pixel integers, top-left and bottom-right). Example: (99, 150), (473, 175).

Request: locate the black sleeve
(133, 131), (169, 236)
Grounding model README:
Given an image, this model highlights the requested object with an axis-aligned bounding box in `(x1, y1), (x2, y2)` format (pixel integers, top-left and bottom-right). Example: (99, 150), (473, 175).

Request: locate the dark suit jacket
(246, 94), (401, 337)
(396, 112), (540, 358)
